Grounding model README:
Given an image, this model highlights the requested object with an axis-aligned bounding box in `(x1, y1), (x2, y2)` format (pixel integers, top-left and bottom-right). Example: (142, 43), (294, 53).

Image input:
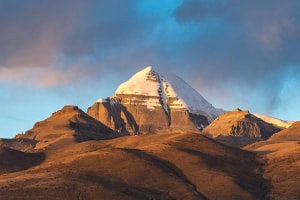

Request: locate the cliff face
(87, 96), (209, 135)
(87, 97), (141, 135)
(116, 94), (170, 133)
(202, 109), (281, 147)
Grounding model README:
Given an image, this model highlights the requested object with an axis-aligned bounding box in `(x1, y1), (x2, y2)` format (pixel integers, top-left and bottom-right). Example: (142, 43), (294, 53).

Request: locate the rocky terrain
(202, 109), (281, 147)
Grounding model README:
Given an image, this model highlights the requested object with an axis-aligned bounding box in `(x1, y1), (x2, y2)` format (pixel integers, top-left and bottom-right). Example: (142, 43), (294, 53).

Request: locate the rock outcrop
(87, 97), (140, 134)
(202, 109), (281, 147)
(88, 66), (223, 134)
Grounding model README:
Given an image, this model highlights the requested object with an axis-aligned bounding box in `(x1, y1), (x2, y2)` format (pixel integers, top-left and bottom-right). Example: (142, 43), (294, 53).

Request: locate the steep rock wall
(87, 95), (210, 134)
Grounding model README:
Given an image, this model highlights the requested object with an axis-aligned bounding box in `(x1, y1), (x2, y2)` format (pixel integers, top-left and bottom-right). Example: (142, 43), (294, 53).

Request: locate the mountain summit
(115, 66), (222, 121)
(13, 105), (117, 151)
(88, 66), (223, 134)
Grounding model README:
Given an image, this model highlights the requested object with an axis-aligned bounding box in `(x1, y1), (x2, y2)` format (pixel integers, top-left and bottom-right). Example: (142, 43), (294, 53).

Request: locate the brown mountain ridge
(0, 131), (269, 200)
(6, 105), (119, 151)
(1, 104), (299, 199)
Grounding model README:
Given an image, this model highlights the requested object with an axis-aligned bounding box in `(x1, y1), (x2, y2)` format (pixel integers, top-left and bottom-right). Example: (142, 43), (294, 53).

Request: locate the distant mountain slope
(269, 121), (300, 141)
(253, 113), (294, 129)
(15, 105), (117, 151)
(88, 66), (223, 134)
(246, 121), (300, 146)
(202, 109), (281, 147)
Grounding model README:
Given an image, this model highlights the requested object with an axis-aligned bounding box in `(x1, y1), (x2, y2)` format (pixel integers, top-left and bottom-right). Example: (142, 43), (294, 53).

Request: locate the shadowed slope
(0, 147), (45, 175)
(0, 138), (37, 152)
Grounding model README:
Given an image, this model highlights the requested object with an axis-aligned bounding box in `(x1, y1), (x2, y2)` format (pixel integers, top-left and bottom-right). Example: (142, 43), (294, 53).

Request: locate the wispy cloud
(0, 64), (88, 87)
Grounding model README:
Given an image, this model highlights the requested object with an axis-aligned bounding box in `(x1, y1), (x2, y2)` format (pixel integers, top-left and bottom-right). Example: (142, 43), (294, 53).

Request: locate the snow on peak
(253, 113), (294, 128)
(116, 66), (160, 97)
(115, 66), (223, 121)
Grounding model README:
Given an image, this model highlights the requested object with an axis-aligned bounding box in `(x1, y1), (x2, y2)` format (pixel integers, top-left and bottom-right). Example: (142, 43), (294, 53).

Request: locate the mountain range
(0, 66), (299, 199)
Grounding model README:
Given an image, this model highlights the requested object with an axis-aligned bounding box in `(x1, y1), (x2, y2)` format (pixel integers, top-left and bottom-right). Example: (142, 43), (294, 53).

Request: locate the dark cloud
(0, 0), (164, 78)
(0, 0), (155, 86)
(0, 0), (86, 68)
(173, 0), (300, 114)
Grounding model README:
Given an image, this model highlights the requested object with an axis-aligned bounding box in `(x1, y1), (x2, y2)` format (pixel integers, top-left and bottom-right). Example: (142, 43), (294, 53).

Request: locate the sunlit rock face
(87, 66), (223, 134)
(202, 109), (281, 147)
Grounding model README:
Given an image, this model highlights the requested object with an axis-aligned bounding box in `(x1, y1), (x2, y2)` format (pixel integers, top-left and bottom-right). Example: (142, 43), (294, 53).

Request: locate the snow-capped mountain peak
(116, 66), (160, 97)
(115, 66), (223, 122)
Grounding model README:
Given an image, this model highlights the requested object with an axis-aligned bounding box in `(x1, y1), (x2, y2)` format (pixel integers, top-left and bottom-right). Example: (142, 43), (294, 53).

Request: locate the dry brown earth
(12, 105), (118, 151)
(2, 106), (298, 199)
(245, 122), (300, 199)
(0, 132), (268, 200)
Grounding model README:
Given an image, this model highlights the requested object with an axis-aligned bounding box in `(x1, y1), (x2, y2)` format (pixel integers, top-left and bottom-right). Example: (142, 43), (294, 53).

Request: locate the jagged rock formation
(14, 105), (117, 151)
(202, 108), (281, 147)
(88, 66), (223, 134)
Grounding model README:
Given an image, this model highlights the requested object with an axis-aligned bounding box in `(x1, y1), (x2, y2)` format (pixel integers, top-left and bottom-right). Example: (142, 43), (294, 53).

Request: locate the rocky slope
(202, 109), (281, 147)
(12, 105), (117, 151)
(88, 66), (223, 134)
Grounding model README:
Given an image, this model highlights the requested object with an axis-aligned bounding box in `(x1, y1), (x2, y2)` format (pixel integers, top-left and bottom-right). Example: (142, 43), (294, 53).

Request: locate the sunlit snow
(115, 66), (223, 121)
(253, 113), (294, 128)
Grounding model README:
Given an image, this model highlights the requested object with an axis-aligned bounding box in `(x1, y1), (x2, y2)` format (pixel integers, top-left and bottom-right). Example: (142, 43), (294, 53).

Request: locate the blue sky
(1, 0), (300, 138)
